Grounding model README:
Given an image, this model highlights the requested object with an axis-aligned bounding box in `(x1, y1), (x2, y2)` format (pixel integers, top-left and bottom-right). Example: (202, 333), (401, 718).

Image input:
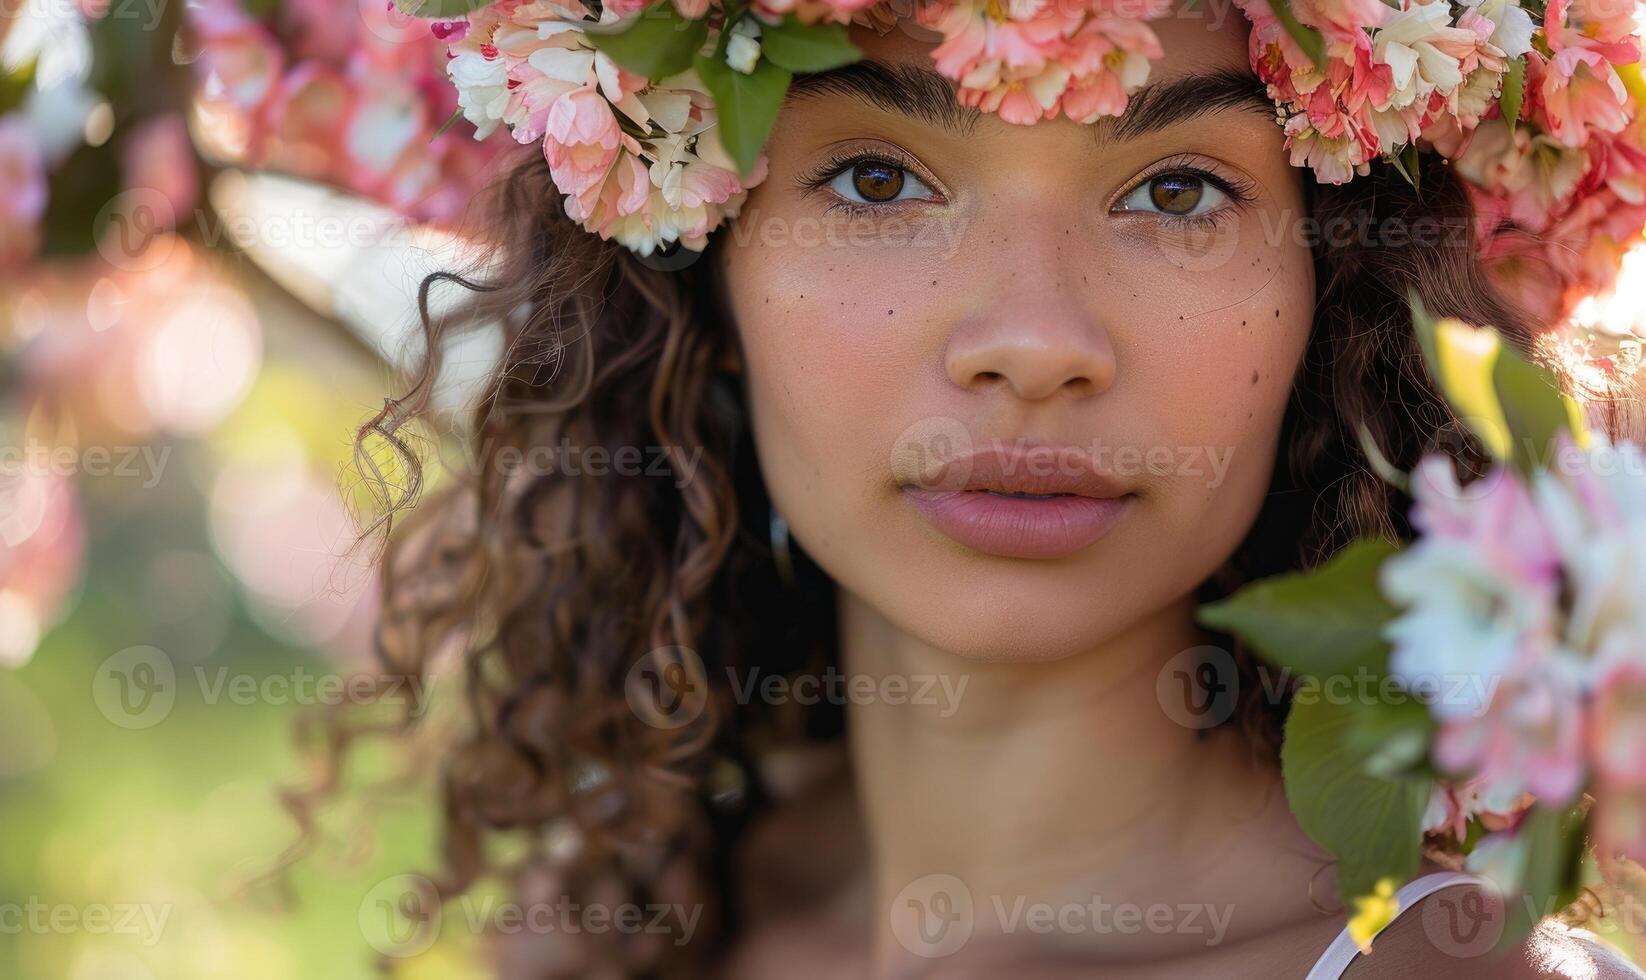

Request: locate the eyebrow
(1103, 68), (1275, 147)
(787, 59), (982, 136)
(785, 61), (1274, 144)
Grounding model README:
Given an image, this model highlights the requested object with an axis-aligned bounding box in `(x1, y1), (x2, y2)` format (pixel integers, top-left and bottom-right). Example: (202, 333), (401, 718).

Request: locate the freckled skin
(717, 21), (1314, 662)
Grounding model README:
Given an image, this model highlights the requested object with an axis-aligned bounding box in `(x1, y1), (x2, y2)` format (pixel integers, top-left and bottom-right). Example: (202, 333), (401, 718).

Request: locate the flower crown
(412, 0), (1646, 277)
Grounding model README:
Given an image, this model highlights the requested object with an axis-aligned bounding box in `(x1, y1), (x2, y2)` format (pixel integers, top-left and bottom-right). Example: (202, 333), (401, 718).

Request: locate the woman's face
(718, 20), (1315, 661)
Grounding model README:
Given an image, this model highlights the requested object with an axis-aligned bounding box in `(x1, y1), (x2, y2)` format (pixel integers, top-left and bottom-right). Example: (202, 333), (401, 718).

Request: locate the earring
(1307, 862), (1344, 915)
(769, 507), (795, 588)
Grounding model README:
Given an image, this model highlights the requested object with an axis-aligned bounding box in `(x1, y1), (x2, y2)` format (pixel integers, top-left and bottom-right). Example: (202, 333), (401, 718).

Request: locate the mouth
(902, 487), (1135, 560)
(897, 443), (1135, 560)
(978, 490), (1070, 501)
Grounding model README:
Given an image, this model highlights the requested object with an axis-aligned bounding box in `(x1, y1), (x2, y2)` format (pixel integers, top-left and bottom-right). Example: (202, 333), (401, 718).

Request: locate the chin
(838, 530), (1181, 664)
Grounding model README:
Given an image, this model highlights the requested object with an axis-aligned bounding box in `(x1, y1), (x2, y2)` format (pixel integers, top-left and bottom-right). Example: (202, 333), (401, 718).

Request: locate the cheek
(1116, 236), (1314, 558)
(719, 241), (916, 564)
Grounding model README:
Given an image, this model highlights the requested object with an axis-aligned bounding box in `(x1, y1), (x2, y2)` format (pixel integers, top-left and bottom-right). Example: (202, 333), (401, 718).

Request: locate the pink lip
(898, 442), (1135, 560)
(903, 488), (1134, 559)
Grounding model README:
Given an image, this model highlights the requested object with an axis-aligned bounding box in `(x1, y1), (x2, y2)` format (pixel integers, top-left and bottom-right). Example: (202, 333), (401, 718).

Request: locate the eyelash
(796, 150), (1257, 227)
(795, 148), (941, 218)
(1115, 157), (1257, 230)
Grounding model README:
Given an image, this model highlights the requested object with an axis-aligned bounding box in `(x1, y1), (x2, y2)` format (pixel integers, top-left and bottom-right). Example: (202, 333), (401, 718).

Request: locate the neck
(838, 589), (1335, 973)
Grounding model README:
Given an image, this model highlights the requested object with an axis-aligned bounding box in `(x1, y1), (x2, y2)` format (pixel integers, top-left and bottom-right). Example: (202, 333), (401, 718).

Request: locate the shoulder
(1343, 881), (1644, 980)
(1517, 920), (1646, 980)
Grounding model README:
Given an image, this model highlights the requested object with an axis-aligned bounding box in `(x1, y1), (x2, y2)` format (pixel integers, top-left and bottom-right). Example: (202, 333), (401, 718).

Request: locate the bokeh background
(0, 1), (524, 976)
(3, 2), (1646, 978)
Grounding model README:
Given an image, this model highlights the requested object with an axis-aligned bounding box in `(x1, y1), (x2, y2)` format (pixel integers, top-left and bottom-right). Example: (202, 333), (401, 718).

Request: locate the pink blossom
(1383, 458), (1564, 720)
(752, 0), (879, 22)
(1423, 779), (1533, 841)
(1473, 142), (1646, 321)
(565, 150), (661, 247)
(1373, 1), (1476, 111)
(0, 469), (84, 667)
(1471, 113), (1646, 320)
(191, 4), (286, 112)
(0, 116), (47, 272)
(1299, 0), (1391, 40)
(920, 0), (1166, 126)
(441, 3), (765, 253)
(1444, 9), (1512, 128)
(1281, 112), (1376, 183)
(1058, 16), (1162, 122)
(1433, 653), (1588, 807)
(1241, 5), (1397, 184)
(1455, 119), (1589, 234)
(1584, 632), (1646, 867)
(120, 114), (199, 233)
(543, 86), (623, 197)
(341, 77), (427, 183)
(1592, 653), (1646, 786)
(1544, 0), (1642, 64)
(1538, 47), (1632, 147)
(262, 62), (352, 178)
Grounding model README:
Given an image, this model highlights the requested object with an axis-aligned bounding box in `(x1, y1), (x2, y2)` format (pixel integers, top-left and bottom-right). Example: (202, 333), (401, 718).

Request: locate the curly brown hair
(332, 147), (1580, 977)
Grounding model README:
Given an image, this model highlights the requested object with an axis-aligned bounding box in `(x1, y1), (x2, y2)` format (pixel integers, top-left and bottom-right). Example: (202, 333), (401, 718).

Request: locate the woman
(357, 9), (1646, 979)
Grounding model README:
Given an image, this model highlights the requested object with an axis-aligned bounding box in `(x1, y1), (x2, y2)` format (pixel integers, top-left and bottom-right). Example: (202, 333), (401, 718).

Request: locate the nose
(944, 284), (1117, 402)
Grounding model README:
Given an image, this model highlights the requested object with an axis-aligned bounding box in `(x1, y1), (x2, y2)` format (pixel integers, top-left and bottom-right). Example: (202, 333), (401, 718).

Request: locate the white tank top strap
(1304, 871), (1493, 980)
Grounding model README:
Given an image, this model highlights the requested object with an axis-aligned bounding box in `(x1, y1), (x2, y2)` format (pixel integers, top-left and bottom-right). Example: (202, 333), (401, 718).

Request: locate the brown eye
(1149, 174), (1205, 215)
(852, 162), (906, 203)
(1118, 168), (1231, 218)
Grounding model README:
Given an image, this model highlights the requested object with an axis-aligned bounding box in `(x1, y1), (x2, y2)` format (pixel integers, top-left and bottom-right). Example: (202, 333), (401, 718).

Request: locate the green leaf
(1386, 146), (1416, 190)
(694, 50), (792, 179)
(1356, 422), (1411, 495)
(431, 108), (465, 141)
(1196, 539), (1400, 682)
(393, 0), (493, 17)
(758, 17), (861, 73)
(1496, 804), (1588, 949)
(1344, 698), (1435, 780)
(586, 4), (711, 80)
(1283, 692), (1430, 905)
(1493, 343), (1582, 474)
(1410, 293), (1512, 461)
(1502, 56), (1526, 134)
(1270, 0), (1327, 70)
(1409, 292), (1583, 476)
